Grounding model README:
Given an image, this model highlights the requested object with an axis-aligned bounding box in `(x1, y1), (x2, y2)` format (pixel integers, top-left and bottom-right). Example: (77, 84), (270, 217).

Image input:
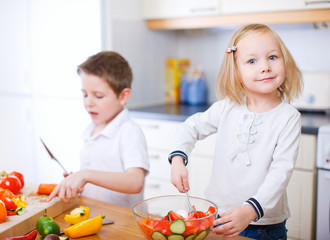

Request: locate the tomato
(0, 196), (17, 210)
(206, 206), (216, 215)
(0, 200), (7, 223)
(0, 173), (22, 195)
(137, 221), (156, 239)
(10, 171), (24, 188)
(0, 189), (15, 199)
(168, 211), (184, 221)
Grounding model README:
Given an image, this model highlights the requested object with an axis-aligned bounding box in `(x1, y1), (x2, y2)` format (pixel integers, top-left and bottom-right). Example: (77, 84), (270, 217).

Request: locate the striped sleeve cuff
(168, 151), (188, 166)
(246, 198), (264, 222)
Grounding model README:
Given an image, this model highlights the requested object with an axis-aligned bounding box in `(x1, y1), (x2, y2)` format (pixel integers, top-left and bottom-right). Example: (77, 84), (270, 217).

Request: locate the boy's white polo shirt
(80, 108), (149, 208)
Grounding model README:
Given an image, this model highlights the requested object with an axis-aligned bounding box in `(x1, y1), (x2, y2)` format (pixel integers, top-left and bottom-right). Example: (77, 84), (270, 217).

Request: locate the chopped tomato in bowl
(132, 195), (218, 240)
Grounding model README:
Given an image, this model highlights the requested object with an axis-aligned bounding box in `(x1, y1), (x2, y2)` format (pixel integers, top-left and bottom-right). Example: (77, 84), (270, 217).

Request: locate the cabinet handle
(304, 1), (330, 5)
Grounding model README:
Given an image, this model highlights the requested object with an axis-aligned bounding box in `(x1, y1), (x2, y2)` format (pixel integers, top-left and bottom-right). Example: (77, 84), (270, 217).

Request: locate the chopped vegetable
(64, 215), (104, 238)
(169, 219), (186, 234)
(37, 184), (57, 195)
(64, 206), (90, 224)
(194, 230), (207, 240)
(151, 231), (167, 240)
(137, 205), (216, 240)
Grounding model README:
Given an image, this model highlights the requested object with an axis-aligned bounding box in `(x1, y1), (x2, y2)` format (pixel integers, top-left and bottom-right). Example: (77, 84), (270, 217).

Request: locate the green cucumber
(169, 219), (186, 234)
(184, 234), (196, 240)
(168, 234), (185, 240)
(194, 230), (207, 240)
(151, 231), (167, 240)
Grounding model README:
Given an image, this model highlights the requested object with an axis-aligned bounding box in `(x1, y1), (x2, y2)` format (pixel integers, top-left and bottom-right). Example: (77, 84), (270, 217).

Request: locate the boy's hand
(212, 205), (257, 238)
(171, 156), (189, 193)
(48, 170), (87, 203)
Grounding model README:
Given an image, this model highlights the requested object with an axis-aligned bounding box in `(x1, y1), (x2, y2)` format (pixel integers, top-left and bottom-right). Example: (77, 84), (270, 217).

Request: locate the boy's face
(80, 72), (124, 126)
(235, 31), (285, 99)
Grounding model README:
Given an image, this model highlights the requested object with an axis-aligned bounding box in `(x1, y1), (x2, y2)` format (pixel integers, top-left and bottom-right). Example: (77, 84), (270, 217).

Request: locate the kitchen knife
(59, 219), (115, 235)
(40, 138), (68, 174)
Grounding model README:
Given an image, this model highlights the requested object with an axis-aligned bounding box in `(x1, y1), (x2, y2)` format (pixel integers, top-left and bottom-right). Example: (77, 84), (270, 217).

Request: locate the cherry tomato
(0, 200), (7, 223)
(10, 171), (24, 188)
(0, 173), (22, 195)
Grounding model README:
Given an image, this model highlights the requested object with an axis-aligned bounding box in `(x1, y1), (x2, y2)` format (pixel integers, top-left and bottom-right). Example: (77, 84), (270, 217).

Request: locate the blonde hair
(216, 24), (302, 104)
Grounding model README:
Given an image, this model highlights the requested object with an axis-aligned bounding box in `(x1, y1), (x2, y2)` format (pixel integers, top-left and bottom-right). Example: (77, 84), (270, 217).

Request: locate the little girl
(169, 24), (302, 239)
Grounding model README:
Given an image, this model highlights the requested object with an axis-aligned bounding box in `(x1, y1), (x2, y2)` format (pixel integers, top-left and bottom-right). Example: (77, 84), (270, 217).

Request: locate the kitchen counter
(53, 197), (252, 240)
(129, 104), (330, 135)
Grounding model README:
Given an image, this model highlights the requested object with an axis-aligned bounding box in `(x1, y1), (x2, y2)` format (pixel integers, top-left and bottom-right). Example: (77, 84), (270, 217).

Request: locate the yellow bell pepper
(12, 195), (27, 208)
(64, 215), (103, 238)
(64, 206), (90, 224)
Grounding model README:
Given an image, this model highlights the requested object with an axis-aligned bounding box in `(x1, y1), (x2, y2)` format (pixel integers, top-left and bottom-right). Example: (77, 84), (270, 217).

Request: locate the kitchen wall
(106, 0), (330, 105)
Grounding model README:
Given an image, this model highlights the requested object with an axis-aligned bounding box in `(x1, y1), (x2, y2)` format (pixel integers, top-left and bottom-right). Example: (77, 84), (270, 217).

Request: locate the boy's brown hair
(77, 51), (133, 96)
(217, 23), (302, 104)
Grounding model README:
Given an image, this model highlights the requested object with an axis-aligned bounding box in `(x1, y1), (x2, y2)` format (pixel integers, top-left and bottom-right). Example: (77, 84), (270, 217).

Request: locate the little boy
(48, 51), (149, 208)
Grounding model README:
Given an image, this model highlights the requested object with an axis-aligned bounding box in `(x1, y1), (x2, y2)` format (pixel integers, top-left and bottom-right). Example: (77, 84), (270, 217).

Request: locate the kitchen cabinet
(286, 134), (317, 240)
(133, 118), (182, 199)
(133, 117), (216, 199)
(143, 0), (330, 30)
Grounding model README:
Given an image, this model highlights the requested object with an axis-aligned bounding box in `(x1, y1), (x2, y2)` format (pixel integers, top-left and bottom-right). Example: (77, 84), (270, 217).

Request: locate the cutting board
(0, 184), (78, 238)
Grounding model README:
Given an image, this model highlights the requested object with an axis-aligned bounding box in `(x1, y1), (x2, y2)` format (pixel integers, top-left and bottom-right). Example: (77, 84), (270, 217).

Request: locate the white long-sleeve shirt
(170, 98), (301, 225)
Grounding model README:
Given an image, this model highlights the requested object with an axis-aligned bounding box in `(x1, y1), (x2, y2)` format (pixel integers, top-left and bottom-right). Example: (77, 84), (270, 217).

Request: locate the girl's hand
(48, 170), (87, 203)
(212, 205), (257, 238)
(171, 156), (189, 193)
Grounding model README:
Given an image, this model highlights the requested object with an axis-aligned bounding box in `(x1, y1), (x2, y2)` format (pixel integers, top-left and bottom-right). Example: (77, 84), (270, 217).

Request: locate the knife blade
(59, 219), (115, 235)
(40, 138), (68, 174)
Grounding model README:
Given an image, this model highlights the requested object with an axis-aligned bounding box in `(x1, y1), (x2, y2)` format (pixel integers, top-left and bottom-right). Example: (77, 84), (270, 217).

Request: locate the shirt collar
(83, 108), (129, 140)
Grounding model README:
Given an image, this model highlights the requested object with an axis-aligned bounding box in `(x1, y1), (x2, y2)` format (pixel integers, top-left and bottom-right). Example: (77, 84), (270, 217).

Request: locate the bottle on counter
(181, 68), (207, 106)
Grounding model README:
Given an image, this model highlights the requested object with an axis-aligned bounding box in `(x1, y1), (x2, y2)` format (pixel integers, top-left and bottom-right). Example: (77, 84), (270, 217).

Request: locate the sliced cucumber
(194, 230), (207, 240)
(184, 234), (196, 240)
(168, 234), (185, 240)
(169, 219), (186, 234)
(151, 231), (167, 240)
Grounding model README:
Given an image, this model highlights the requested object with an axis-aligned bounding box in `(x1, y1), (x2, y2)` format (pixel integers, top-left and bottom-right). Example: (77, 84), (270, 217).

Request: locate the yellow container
(165, 58), (190, 104)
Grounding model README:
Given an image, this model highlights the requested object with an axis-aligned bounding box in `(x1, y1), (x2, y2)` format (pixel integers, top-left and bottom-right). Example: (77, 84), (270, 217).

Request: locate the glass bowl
(132, 195), (218, 240)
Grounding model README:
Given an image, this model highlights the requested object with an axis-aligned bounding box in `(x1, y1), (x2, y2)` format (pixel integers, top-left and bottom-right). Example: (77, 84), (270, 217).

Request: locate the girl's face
(235, 31), (285, 100)
(80, 72), (124, 126)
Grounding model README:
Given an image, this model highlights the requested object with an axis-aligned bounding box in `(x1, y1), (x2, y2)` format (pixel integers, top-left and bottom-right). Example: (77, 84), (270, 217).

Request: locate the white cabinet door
(0, 95), (35, 182)
(296, 134), (317, 171)
(287, 170), (316, 240)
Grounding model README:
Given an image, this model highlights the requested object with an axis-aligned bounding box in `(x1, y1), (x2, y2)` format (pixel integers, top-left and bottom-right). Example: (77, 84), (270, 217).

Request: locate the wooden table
(53, 197), (252, 240)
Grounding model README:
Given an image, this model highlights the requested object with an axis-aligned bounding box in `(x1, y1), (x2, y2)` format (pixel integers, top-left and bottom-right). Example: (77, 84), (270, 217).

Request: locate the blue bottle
(187, 78), (207, 106)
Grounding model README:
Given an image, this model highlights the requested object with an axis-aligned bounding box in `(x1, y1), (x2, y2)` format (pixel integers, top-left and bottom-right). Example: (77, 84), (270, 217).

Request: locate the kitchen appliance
(292, 72), (330, 113)
(316, 124), (330, 240)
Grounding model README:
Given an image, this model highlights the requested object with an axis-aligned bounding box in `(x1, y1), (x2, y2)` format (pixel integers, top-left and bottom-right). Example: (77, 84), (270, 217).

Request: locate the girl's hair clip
(226, 46), (236, 53)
